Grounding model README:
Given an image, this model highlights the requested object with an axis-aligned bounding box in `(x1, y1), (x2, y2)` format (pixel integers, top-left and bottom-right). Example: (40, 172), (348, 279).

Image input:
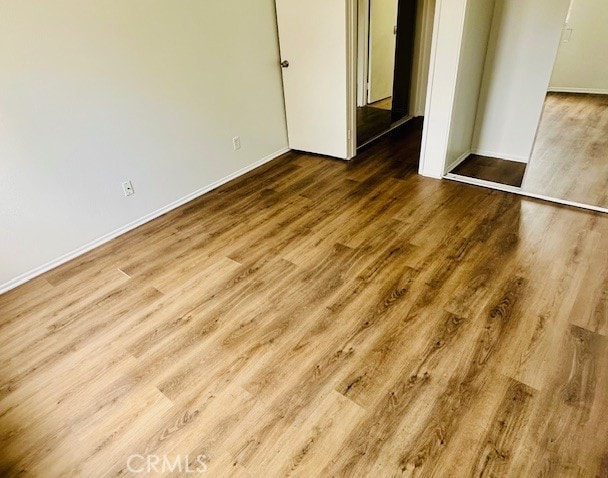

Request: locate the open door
(275, 0), (356, 159)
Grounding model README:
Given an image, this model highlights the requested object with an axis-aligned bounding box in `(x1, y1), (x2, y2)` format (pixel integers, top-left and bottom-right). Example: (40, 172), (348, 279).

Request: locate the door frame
(356, 0), (371, 107)
(347, 0), (358, 158)
(355, 0), (435, 113)
(418, 0), (462, 178)
(351, 0), (436, 150)
(410, 0), (436, 115)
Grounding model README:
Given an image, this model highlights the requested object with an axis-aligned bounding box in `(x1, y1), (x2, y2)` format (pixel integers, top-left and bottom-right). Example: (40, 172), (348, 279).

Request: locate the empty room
(0, 0), (606, 477)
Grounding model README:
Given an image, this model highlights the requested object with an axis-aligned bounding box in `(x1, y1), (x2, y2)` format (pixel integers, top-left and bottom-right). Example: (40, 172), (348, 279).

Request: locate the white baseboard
(445, 150), (471, 174)
(471, 149), (529, 163)
(548, 87), (608, 95)
(0, 147), (290, 296)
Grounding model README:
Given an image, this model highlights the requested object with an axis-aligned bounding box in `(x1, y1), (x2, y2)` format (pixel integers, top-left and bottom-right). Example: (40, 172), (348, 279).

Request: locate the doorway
(447, 0), (608, 212)
(273, 0), (434, 160)
(356, 0), (428, 148)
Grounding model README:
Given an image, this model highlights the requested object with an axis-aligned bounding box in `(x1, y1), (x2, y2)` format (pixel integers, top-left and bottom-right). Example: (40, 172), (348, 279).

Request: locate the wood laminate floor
(1, 121), (608, 477)
(451, 155), (527, 187)
(370, 97), (393, 111)
(357, 105), (393, 145)
(523, 92), (608, 208)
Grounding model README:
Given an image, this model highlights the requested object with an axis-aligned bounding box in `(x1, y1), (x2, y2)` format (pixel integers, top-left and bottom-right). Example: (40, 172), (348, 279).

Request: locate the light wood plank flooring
(523, 92), (608, 208)
(370, 97), (393, 111)
(1, 121), (608, 477)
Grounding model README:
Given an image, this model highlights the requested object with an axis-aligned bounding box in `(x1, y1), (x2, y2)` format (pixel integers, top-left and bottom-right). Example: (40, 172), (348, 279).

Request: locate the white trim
(0, 148), (290, 295)
(445, 173), (608, 214)
(445, 172), (522, 193)
(418, 0), (444, 179)
(356, 0), (370, 107)
(411, 0), (436, 116)
(347, 0), (358, 159)
(471, 149), (529, 163)
(442, 0), (473, 176)
(419, 0), (469, 179)
(548, 87), (608, 95)
(446, 150), (471, 172)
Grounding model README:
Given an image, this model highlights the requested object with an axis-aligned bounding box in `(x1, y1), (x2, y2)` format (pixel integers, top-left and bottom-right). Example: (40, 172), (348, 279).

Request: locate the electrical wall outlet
(122, 180), (135, 196)
(232, 136), (241, 151)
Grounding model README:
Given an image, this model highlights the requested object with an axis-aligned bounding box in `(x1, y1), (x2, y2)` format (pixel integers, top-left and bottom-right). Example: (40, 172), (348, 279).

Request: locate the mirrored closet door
(356, 0), (418, 147)
(447, 0), (608, 213)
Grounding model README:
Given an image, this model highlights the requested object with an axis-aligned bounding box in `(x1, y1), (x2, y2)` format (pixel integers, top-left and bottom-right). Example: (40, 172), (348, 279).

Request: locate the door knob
(281, 60), (290, 68)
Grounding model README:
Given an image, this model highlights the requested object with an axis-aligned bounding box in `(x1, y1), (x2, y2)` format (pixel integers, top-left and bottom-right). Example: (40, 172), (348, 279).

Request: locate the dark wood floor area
(451, 154), (527, 187)
(1, 122), (608, 477)
(523, 92), (608, 208)
(357, 105), (393, 145)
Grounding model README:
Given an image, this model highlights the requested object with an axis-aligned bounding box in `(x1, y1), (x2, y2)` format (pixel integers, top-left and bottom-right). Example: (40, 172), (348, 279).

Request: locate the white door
(275, 0), (356, 159)
(368, 0), (399, 104)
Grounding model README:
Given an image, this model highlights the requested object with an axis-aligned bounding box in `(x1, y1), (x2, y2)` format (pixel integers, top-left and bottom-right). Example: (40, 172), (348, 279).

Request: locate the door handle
(281, 60), (290, 68)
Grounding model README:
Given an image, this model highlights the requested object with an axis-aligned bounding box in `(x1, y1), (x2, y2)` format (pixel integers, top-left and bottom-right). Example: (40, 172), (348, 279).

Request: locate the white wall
(0, 0), (288, 291)
(549, 0), (608, 94)
(419, 0), (470, 178)
(410, 0), (436, 116)
(445, 0), (496, 171)
(472, 0), (571, 162)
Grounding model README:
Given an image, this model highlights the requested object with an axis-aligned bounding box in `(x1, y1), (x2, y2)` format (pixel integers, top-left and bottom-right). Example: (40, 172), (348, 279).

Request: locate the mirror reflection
(357, 0), (418, 147)
(448, 0), (608, 212)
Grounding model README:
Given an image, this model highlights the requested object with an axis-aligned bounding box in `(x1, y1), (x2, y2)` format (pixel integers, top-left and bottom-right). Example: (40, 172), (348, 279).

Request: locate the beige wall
(0, 1), (288, 291)
(549, 0), (608, 93)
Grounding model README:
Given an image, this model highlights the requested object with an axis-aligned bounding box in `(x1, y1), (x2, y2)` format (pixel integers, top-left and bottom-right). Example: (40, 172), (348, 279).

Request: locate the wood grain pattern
(452, 155), (527, 188)
(357, 105), (393, 145)
(1, 120), (608, 477)
(523, 92), (608, 208)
